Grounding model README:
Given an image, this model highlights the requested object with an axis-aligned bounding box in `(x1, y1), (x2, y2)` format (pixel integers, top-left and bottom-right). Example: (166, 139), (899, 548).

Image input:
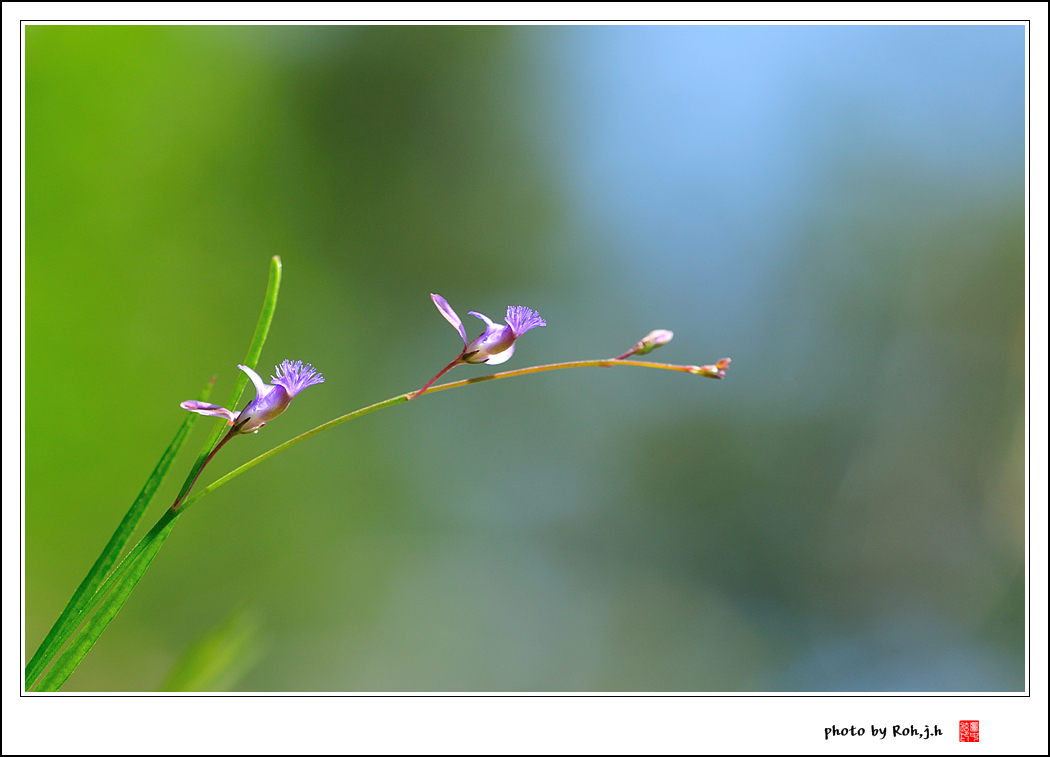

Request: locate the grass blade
(160, 607), (262, 692)
(173, 255), (282, 504)
(33, 255), (284, 691)
(34, 510), (180, 692)
(25, 380), (214, 689)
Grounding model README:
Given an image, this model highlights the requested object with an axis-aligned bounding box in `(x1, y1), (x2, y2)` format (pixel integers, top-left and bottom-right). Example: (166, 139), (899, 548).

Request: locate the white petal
(484, 343), (515, 365)
(238, 364), (271, 398)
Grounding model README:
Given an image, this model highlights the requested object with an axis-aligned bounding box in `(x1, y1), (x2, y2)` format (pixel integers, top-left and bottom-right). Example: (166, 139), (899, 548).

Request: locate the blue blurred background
(26, 25), (1025, 691)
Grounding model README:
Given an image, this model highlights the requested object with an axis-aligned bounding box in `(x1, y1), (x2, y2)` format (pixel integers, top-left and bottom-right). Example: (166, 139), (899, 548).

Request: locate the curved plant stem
(176, 357), (721, 516)
(31, 349), (723, 691)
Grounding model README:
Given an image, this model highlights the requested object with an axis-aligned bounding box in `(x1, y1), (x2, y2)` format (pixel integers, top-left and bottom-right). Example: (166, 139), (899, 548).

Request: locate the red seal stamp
(959, 720), (979, 742)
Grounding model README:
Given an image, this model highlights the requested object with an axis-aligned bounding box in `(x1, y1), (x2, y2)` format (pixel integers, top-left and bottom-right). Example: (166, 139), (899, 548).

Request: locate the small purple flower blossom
(181, 360), (324, 434)
(412, 294), (546, 398)
(432, 293), (546, 366)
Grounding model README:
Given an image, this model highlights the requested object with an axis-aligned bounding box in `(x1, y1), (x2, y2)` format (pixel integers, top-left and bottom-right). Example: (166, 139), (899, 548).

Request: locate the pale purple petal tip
(271, 360), (324, 397)
(237, 364), (269, 396)
(432, 293), (467, 344)
(180, 400), (237, 423)
(467, 310), (497, 329)
(504, 306), (546, 336)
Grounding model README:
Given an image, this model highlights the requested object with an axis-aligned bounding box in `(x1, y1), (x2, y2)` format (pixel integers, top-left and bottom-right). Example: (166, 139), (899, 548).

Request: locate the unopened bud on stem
(616, 329), (674, 360)
(690, 358), (731, 379)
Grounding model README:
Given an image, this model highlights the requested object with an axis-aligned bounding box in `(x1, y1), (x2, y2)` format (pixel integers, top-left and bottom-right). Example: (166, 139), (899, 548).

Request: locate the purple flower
(181, 360), (324, 434)
(432, 294), (546, 366)
(412, 294), (546, 398)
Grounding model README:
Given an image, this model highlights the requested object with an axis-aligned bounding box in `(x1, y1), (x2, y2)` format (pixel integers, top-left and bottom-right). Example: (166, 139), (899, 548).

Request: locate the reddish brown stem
(411, 355), (463, 400)
(170, 423), (241, 511)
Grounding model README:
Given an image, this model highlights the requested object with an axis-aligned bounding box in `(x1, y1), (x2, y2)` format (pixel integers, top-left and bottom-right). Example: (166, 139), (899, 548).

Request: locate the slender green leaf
(30, 499), (178, 688)
(34, 255), (283, 691)
(160, 607), (262, 692)
(174, 255), (282, 504)
(25, 380), (214, 689)
(35, 510), (180, 692)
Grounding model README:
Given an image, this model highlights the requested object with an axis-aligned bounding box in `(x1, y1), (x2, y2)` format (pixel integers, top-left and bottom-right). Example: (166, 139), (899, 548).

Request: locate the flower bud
(616, 329), (673, 359)
(690, 358), (731, 379)
(634, 329), (674, 355)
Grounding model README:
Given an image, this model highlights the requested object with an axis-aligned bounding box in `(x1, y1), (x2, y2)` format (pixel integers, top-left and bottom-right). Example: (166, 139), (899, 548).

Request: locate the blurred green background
(25, 25), (1025, 691)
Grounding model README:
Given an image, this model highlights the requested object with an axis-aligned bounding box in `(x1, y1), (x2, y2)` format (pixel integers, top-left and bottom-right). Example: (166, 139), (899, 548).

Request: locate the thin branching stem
(175, 357), (722, 516)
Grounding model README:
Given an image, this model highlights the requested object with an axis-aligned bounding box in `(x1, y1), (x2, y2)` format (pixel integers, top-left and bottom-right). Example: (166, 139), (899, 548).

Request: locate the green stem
(32, 353), (718, 690)
(176, 357), (722, 516)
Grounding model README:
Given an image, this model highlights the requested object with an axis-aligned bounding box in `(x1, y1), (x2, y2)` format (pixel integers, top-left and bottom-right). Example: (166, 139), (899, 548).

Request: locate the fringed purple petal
(271, 360), (325, 397)
(432, 293), (467, 344)
(504, 306), (546, 337)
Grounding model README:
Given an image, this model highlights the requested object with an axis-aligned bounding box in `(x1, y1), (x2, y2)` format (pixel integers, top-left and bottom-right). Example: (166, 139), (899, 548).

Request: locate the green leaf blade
(160, 608), (262, 692)
(32, 255), (284, 691)
(173, 255), (282, 504)
(34, 511), (180, 692)
(25, 379), (213, 689)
